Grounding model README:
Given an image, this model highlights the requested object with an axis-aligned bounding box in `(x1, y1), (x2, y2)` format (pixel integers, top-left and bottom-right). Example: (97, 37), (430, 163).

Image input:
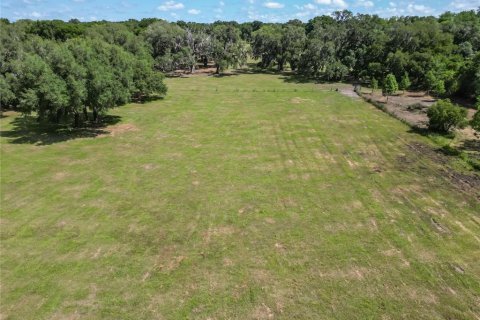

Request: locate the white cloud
(333, 0), (348, 8)
(356, 0), (373, 7)
(407, 3), (434, 14)
(450, 0), (480, 10)
(263, 1), (285, 9)
(157, 1), (184, 11)
(188, 8), (201, 14)
(219, 1), (225, 6)
(315, 0), (348, 8)
(31, 11), (41, 17)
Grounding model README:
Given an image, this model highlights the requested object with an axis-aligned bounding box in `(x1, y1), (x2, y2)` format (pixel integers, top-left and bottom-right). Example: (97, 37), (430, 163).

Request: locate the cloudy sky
(1, 0), (479, 22)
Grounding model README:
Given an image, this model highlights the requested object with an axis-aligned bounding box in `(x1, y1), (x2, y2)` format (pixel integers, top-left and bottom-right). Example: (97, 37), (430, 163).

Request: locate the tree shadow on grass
(279, 72), (322, 84)
(0, 114), (121, 146)
(132, 96), (165, 104)
(236, 67), (282, 76)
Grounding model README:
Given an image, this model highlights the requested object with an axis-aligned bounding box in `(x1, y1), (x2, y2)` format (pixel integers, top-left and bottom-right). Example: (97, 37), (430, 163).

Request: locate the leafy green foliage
(472, 97), (480, 132)
(399, 72), (411, 92)
(383, 74), (398, 99)
(371, 78), (378, 92)
(1, 20), (167, 126)
(427, 99), (468, 132)
(1, 10), (480, 125)
(211, 25), (248, 74)
(472, 110), (480, 132)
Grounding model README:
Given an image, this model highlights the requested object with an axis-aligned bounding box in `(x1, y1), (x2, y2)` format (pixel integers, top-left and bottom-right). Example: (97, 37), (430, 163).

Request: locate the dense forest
(1, 9), (479, 127)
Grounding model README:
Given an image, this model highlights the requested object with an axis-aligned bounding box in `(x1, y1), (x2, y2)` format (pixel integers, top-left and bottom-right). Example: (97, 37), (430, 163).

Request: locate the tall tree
(211, 25), (248, 74)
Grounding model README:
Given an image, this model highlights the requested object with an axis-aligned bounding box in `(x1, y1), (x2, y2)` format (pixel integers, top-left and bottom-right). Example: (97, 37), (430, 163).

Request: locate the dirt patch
(53, 171), (69, 181)
(361, 91), (479, 147)
(431, 218), (449, 234)
(351, 200), (363, 210)
(407, 288), (439, 305)
(346, 158), (359, 168)
(92, 248), (102, 259)
(202, 226), (236, 243)
(264, 217), (276, 224)
(318, 266), (369, 280)
(451, 263), (465, 274)
(339, 88), (360, 99)
(238, 204), (255, 215)
(164, 256), (185, 271)
(142, 164), (156, 170)
(454, 221), (480, 243)
(406, 142), (480, 200)
(361, 91), (434, 128)
(251, 303), (274, 319)
(102, 123), (139, 137)
(153, 255), (186, 273)
(290, 97), (312, 104)
(314, 150), (337, 164)
(223, 258), (234, 267)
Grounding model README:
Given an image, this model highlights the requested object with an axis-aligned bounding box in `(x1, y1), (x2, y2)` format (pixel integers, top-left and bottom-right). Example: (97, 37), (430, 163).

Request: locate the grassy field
(1, 73), (479, 319)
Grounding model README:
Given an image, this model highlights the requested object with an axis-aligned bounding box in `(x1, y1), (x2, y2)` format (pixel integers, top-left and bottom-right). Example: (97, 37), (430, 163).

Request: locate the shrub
(371, 78), (378, 93)
(471, 109), (480, 132)
(472, 97), (480, 132)
(399, 72), (411, 92)
(427, 99), (468, 133)
(382, 73), (398, 101)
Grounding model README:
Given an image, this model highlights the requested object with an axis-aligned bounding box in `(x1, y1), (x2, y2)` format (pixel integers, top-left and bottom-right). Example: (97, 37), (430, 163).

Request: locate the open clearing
(1, 73), (479, 319)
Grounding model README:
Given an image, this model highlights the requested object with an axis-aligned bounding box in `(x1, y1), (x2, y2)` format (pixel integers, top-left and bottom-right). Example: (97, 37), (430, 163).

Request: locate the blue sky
(1, 0), (479, 22)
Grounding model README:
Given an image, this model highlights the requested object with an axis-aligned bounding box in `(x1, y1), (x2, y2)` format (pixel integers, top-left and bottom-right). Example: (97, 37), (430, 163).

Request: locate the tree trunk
(191, 64), (195, 73)
(278, 58), (285, 71)
(93, 107), (98, 123)
(74, 112), (80, 127)
(215, 64), (220, 74)
(83, 106), (88, 121)
(56, 109), (62, 123)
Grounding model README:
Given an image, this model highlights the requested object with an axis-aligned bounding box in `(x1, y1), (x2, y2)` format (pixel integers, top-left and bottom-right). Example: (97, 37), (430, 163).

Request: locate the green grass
(1, 73), (479, 319)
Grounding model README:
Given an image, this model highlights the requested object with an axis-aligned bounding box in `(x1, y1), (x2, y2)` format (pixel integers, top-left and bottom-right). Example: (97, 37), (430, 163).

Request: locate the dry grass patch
(102, 123), (139, 137)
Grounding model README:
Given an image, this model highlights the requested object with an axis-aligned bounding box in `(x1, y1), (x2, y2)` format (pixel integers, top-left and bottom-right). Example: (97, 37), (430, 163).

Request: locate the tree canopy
(1, 9), (480, 127)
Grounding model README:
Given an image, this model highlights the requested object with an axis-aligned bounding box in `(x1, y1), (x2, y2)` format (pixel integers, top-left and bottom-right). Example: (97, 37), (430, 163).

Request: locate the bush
(382, 73), (398, 101)
(427, 99), (467, 133)
(471, 109), (480, 132)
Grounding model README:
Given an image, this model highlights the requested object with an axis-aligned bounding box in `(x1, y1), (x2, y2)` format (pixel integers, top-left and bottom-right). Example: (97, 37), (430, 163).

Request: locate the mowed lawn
(1, 73), (479, 319)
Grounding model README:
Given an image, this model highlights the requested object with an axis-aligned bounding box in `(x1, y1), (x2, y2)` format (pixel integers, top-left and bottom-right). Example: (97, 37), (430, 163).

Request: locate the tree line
(0, 19), (167, 126)
(1, 9), (479, 127)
